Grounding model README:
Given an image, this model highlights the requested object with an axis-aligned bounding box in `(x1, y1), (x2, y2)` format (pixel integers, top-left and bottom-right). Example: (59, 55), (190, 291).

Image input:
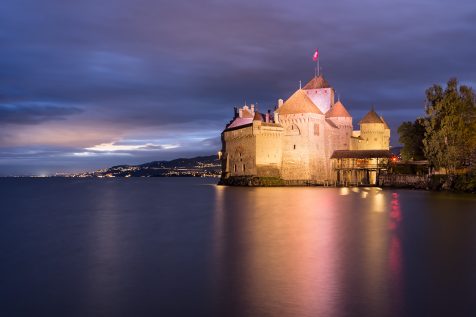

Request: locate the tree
(398, 118), (425, 161)
(422, 78), (476, 173)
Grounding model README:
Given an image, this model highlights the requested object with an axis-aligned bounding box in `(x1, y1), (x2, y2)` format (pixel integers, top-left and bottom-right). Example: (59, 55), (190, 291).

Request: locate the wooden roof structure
(331, 150), (393, 159)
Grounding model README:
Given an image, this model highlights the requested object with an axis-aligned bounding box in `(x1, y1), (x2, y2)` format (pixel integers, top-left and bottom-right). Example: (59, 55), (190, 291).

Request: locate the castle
(219, 74), (392, 186)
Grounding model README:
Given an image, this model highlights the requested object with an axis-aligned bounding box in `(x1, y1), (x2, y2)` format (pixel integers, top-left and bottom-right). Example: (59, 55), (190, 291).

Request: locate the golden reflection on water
(339, 187), (350, 195)
(373, 191), (386, 213)
(213, 186), (404, 317)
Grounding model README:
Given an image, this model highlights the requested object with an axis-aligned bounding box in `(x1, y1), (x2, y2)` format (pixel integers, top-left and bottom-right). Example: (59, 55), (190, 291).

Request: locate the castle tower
(358, 107), (390, 150)
(326, 100), (353, 150)
(275, 89), (327, 180)
(302, 75), (335, 114)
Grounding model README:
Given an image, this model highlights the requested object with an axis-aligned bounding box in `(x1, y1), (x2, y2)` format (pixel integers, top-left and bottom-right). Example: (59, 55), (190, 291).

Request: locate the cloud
(200, 137), (221, 149)
(0, 103), (83, 124)
(0, 0), (476, 173)
(84, 141), (180, 152)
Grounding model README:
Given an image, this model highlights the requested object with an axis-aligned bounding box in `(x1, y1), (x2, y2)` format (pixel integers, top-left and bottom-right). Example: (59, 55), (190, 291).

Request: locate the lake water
(1, 178), (476, 317)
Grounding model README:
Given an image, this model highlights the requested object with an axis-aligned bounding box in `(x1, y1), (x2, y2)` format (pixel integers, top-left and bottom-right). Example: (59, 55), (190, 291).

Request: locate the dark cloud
(200, 137), (221, 149)
(0, 0), (475, 174)
(0, 103), (83, 124)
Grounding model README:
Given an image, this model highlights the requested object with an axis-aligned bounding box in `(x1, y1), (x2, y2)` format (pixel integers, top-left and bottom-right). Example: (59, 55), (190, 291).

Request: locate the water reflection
(85, 185), (122, 316)
(3, 178), (476, 317)
(213, 186), (405, 317)
(389, 192), (402, 230)
(339, 187), (349, 195)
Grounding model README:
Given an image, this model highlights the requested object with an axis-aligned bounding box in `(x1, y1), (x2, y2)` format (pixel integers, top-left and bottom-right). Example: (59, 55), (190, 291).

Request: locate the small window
(293, 144), (296, 150)
(234, 164), (237, 172)
(314, 124), (320, 136)
(243, 164), (246, 172)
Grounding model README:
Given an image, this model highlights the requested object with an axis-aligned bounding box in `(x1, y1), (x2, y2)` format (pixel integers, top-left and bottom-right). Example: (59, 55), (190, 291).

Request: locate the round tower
(326, 100), (353, 149)
(359, 107), (389, 150)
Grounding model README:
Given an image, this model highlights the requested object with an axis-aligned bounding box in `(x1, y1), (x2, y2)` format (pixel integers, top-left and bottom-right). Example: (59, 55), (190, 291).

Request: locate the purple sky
(1, 0), (475, 175)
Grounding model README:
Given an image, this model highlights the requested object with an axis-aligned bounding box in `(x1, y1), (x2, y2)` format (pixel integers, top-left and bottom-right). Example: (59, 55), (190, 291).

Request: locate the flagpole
(317, 57), (320, 76)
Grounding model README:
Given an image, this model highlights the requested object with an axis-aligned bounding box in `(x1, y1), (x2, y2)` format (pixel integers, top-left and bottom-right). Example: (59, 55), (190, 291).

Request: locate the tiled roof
(326, 100), (351, 118)
(253, 111), (264, 121)
(277, 89), (323, 115)
(225, 117), (253, 130)
(303, 75), (330, 89)
(241, 108), (253, 118)
(380, 116), (390, 129)
(359, 109), (384, 124)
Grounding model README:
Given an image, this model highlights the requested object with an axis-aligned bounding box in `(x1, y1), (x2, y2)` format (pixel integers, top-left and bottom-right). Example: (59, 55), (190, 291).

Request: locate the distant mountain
(67, 155), (221, 178)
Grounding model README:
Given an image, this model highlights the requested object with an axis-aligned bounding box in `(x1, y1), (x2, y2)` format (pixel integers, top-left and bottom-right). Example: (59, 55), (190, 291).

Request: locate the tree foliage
(398, 118), (425, 161)
(422, 78), (476, 173)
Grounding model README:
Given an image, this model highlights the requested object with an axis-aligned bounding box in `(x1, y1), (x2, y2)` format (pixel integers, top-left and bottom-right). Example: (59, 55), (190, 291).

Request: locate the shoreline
(218, 175), (476, 193)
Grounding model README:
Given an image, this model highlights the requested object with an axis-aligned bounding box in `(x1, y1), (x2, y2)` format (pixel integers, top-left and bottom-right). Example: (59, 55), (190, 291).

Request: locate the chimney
(239, 108), (243, 118)
(278, 99), (284, 108)
(250, 104), (255, 114)
(233, 107), (238, 118)
(266, 110), (270, 123)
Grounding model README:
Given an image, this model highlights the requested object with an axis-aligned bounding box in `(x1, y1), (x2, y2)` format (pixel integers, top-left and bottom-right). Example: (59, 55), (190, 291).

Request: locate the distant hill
(68, 155), (221, 178)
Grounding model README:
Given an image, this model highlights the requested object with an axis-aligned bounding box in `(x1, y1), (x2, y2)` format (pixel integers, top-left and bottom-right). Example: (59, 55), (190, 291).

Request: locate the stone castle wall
(278, 113), (327, 180)
(255, 122), (283, 178)
(222, 125), (256, 177)
(222, 122), (284, 179)
(350, 123), (390, 151)
(328, 117), (353, 150)
(357, 123), (390, 150)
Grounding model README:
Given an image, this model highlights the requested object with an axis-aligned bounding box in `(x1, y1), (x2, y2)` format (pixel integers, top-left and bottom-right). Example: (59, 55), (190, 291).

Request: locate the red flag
(313, 49), (319, 61)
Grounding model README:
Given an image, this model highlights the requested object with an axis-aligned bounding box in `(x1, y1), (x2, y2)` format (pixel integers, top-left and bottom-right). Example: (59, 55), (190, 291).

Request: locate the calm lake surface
(1, 178), (476, 317)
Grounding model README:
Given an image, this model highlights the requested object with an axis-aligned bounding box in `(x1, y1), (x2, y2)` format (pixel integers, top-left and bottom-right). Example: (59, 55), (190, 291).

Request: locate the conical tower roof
(277, 89), (322, 115)
(326, 100), (351, 118)
(359, 107), (384, 124)
(303, 75), (330, 90)
(380, 116), (390, 129)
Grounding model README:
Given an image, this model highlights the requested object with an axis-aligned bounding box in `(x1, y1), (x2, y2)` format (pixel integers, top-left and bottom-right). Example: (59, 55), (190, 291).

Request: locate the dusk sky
(1, 0), (475, 175)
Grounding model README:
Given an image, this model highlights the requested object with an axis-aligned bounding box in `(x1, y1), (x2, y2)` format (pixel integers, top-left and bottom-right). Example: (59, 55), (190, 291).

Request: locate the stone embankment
(219, 174), (475, 192)
(218, 176), (331, 187)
